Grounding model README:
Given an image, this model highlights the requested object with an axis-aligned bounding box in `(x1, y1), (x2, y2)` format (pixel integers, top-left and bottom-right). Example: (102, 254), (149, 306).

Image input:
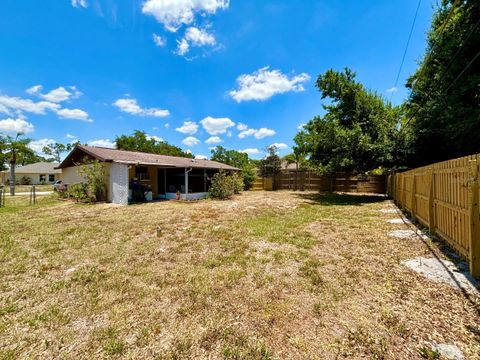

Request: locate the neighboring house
(281, 161), (299, 171)
(0, 162), (61, 185)
(56, 145), (239, 205)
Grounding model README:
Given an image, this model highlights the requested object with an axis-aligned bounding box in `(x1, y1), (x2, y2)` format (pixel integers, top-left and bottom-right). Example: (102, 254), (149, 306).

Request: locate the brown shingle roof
(57, 145), (239, 171)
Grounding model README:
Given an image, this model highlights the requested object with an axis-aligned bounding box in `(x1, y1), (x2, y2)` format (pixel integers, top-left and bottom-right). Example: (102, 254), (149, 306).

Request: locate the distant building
(0, 162), (61, 185)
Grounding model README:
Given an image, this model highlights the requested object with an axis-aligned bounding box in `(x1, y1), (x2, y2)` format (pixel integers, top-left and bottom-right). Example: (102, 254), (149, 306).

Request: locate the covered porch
(127, 165), (223, 202)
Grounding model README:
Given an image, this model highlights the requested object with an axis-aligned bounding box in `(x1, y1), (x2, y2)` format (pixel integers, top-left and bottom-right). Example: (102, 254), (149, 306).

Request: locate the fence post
(428, 168), (435, 232)
(411, 174), (416, 218)
(468, 160), (480, 278)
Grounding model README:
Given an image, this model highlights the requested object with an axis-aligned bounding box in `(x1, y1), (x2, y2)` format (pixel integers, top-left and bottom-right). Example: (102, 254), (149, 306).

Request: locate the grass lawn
(1, 191), (479, 359)
(1, 184), (53, 193)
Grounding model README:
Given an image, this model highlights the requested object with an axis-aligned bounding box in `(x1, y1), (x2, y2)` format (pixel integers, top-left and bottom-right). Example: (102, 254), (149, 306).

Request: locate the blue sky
(0, 0), (434, 159)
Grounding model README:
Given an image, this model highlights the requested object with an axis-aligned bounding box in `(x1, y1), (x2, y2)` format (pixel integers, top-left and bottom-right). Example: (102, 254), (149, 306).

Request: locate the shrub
(78, 160), (107, 202)
(67, 183), (89, 202)
(240, 165), (257, 190)
(231, 173), (244, 194)
(20, 176), (32, 185)
(209, 171), (235, 199)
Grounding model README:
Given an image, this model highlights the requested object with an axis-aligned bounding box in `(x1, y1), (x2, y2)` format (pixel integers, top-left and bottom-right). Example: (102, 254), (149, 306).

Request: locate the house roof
(1, 162), (61, 174)
(57, 145), (240, 171)
(281, 161), (298, 170)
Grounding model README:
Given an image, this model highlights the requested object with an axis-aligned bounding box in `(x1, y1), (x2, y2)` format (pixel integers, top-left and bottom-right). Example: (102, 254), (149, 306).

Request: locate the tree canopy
(115, 130), (193, 158)
(42, 142), (77, 163)
(210, 146), (257, 189)
(294, 68), (407, 174)
(259, 146), (282, 178)
(405, 0), (480, 166)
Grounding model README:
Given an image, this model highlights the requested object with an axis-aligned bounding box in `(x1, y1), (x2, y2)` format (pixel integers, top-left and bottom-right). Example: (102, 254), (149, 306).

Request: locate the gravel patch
(388, 229), (429, 240)
(387, 218), (412, 225)
(431, 343), (465, 360)
(379, 208), (398, 214)
(402, 257), (479, 294)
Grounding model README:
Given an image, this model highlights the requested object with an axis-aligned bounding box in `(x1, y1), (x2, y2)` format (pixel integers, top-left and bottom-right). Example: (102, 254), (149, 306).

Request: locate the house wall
(0, 172), (58, 185)
(60, 166), (86, 184)
(108, 163), (129, 205)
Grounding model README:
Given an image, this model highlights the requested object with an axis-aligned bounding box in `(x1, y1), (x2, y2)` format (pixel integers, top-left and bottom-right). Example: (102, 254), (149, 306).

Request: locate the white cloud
(238, 128), (257, 139)
(255, 128), (276, 139)
(230, 67), (310, 102)
(176, 121), (198, 135)
(297, 123), (306, 130)
(205, 136), (222, 145)
(195, 154), (208, 160)
(0, 94), (60, 115)
(270, 142), (288, 150)
(236, 122), (248, 131)
(0, 118), (34, 134)
(66, 134), (77, 140)
(164, 123), (170, 128)
(200, 116), (235, 135)
(386, 87), (398, 93)
(241, 148), (260, 155)
(29, 138), (56, 154)
(113, 98), (170, 117)
(176, 38), (190, 56)
(71, 0), (88, 8)
(147, 134), (164, 142)
(40, 87), (73, 102)
(142, 0), (229, 32)
(153, 33), (167, 47)
(88, 139), (116, 148)
(27, 85), (82, 103)
(26, 85), (43, 95)
(0, 104), (11, 116)
(185, 27), (216, 46)
(182, 136), (200, 146)
(56, 108), (92, 122)
(176, 27), (216, 55)
(238, 127), (276, 139)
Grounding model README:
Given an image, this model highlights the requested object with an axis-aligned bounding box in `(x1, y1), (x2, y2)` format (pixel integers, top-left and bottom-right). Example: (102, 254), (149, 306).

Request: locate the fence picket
(389, 153), (480, 278)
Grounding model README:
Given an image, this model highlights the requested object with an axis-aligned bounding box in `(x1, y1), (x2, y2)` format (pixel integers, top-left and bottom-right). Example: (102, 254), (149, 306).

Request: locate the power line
(392, 0), (460, 100)
(400, 47), (480, 132)
(391, 0), (423, 98)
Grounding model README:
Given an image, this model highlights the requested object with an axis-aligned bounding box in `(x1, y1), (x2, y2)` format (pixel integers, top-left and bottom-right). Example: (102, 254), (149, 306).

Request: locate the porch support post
(185, 168), (189, 198)
(204, 169), (207, 192)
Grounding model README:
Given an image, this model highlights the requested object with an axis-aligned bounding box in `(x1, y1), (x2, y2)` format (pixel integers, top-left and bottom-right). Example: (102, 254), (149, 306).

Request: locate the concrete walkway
(4, 191), (53, 196)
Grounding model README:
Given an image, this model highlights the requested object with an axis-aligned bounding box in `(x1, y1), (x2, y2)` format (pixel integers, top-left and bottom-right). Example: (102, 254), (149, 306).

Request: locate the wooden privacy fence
(388, 154), (480, 278)
(252, 171), (386, 194)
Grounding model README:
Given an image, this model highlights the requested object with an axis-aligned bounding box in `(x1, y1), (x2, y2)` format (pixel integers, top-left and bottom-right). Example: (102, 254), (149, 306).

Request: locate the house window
(49, 174), (55, 182)
(39, 174), (46, 182)
(135, 166), (150, 181)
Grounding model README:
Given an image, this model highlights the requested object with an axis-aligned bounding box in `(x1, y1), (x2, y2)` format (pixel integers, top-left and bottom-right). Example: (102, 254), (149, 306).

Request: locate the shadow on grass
(294, 192), (386, 206)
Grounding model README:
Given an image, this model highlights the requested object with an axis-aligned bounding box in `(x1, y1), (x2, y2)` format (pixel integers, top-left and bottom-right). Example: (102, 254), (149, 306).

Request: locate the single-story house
(56, 145), (239, 205)
(0, 162), (61, 185)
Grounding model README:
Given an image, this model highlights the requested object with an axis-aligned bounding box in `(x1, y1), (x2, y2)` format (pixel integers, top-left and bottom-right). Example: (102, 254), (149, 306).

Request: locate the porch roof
(57, 145), (240, 171)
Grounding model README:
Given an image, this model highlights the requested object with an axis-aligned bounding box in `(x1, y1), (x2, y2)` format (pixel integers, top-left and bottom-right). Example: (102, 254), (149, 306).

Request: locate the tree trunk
(9, 152), (15, 196)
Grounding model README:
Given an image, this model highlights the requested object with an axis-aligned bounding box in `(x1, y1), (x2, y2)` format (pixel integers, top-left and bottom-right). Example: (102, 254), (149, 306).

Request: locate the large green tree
(259, 146), (282, 178)
(405, 0), (480, 165)
(115, 130), (193, 158)
(294, 68), (407, 174)
(210, 146), (257, 189)
(42, 142), (75, 163)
